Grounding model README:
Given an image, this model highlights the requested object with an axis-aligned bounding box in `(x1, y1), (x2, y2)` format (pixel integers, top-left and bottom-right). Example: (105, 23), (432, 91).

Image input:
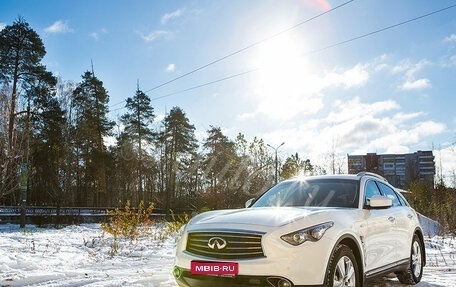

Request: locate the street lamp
(267, 142), (285, 184)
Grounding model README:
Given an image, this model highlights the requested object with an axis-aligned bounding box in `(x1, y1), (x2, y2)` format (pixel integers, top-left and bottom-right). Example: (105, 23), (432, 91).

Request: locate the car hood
(189, 207), (333, 228)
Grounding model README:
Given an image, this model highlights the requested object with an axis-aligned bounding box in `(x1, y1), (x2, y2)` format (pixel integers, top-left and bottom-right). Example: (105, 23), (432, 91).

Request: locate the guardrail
(0, 206), (192, 225)
(0, 206), (108, 216)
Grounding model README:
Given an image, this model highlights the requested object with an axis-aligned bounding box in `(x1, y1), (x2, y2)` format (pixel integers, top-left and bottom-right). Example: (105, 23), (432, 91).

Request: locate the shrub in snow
(101, 201), (154, 256)
(102, 200), (154, 240)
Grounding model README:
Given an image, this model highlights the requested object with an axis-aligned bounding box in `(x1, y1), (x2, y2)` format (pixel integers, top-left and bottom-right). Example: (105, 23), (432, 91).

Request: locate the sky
(1, 0), (456, 184)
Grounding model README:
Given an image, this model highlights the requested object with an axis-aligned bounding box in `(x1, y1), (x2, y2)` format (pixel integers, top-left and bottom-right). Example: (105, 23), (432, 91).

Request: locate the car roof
(284, 172), (387, 183)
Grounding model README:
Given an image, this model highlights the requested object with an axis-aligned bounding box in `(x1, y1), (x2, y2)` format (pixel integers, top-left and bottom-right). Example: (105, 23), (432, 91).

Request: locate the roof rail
(356, 172), (387, 181)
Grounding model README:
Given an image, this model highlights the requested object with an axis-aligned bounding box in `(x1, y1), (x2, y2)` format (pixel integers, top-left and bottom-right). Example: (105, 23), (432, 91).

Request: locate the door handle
(407, 214), (414, 219)
(388, 216), (396, 222)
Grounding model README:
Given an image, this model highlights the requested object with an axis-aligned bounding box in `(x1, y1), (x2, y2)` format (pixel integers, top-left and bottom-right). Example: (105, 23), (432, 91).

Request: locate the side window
(377, 182), (401, 207)
(364, 180), (382, 206)
(396, 191), (410, 207)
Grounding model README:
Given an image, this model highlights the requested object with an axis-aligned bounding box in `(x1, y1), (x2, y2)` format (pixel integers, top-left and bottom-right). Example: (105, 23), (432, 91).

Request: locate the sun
(254, 34), (307, 89)
(249, 34), (320, 119)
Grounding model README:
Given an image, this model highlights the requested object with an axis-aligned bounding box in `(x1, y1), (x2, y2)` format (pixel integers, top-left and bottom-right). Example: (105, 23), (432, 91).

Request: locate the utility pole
(19, 163), (29, 228)
(267, 142), (284, 184)
(20, 95), (32, 228)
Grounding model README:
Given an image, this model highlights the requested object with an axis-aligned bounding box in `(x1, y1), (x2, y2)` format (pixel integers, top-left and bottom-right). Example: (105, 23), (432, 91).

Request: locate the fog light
(267, 277), (293, 287)
(278, 279), (292, 287)
(173, 266), (181, 279)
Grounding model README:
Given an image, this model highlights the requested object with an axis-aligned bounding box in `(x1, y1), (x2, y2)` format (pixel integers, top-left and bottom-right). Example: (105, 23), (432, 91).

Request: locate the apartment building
(348, 151), (435, 188)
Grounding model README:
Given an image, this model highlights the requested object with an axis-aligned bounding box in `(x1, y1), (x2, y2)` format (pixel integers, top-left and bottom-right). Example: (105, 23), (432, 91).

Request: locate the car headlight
(281, 221), (334, 246)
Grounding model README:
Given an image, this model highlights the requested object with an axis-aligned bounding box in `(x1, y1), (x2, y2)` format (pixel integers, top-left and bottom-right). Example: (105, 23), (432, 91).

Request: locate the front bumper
(174, 220), (343, 286)
(174, 268), (323, 287)
(174, 235), (334, 286)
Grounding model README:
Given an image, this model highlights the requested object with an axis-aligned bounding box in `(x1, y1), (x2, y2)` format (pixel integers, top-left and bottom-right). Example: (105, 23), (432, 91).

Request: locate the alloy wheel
(411, 240), (422, 278)
(333, 255), (356, 287)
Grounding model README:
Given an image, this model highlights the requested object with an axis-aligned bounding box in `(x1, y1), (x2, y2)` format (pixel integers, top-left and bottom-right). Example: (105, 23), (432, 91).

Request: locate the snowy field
(0, 223), (454, 287)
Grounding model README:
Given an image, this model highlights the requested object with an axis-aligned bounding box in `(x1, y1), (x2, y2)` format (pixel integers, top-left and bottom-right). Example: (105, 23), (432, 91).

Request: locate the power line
(306, 3), (456, 55)
(109, 0), (355, 109)
(110, 3), (456, 112)
(152, 69), (258, 101)
(143, 0), (354, 94)
(109, 100), (126, 108)
(110, 69), (257, 113)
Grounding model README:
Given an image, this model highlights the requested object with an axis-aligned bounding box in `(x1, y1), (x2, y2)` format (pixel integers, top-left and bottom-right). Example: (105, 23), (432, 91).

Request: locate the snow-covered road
(0, 224), (454, 287)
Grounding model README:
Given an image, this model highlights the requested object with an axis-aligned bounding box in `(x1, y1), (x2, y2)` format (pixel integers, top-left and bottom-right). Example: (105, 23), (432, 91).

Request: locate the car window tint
(364, 180), (382, 206)
(377, 182), (401, 207)
(252, 179), (359, 208)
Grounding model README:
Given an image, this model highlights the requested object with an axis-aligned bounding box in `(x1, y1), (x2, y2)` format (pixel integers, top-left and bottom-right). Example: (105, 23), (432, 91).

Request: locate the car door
(362, 180), (398, 272)
(376, 182), (413, 262)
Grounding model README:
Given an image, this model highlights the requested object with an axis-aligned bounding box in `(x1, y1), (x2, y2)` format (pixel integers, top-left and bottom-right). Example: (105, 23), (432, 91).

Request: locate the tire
(325, 244), (360, 287)
(396, 234), (424, 284)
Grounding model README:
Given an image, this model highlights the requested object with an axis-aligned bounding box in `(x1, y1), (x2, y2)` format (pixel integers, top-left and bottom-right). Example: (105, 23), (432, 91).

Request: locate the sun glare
(250, 34), (321, 119)
(255, 35), (308, 90)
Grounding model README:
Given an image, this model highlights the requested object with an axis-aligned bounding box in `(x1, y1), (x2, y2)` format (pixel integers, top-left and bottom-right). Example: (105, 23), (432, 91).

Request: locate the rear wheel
(396, 234), (424, 284)
(325, 244), (360, 287)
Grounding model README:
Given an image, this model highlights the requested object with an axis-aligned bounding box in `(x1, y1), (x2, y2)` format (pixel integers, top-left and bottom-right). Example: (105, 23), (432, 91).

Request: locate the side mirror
(245, 198), (255, 208)
(369, 195), (392, 209)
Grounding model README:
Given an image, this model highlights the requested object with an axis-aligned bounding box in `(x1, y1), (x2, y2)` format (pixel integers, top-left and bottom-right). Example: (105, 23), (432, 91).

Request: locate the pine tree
(72, 71), (114, 206)
(203, 126), (237, 209)
(159, 107), (197, 211)
(0, 17), (55, 202)
(30, 96), (66, 207)
(54, 78), (77, 207)
(114, 132), (138, 204)
(120, 87), (155, 204)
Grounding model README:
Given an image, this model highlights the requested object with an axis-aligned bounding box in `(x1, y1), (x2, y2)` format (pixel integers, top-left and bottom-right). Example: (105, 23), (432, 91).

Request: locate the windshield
(252, 178), (360, 208)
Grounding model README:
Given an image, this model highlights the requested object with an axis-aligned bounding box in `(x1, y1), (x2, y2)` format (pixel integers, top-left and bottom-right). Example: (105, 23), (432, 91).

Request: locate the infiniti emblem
(207, 237), (227, 250)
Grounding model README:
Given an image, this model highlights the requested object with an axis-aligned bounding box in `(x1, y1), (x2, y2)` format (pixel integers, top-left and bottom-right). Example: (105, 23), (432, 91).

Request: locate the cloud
(392, 59), (431, 91)
(449, 55), (456, 66)
(235, 55), (450, 175)
(253, 92), (446, 173)
(236, 55), (448, 171)
(165, 64), (176, 72)
(391, 59), (429, 76)
(411, 121), (446, 137)
(161, 9), (183, 25)
(323, 64), (369, 89)
(443, 34), (456, 43)
(44, 20), (73, 34)
(321, 99), (403, 152)
(327, 97), (399, 124)
(392, 112), (426, 122)
(438, 55), (456, 68)
(327, 102), (443, 154)
(90, 28), (108, 40)
(241, 63), (371, 121)
(401, 78), (431, 90)
(0, 23), (6, 31)
(138, 30), (169, 43)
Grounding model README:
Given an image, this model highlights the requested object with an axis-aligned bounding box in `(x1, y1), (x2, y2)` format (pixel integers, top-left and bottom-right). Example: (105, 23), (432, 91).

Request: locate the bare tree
(326, 137), (346, 174)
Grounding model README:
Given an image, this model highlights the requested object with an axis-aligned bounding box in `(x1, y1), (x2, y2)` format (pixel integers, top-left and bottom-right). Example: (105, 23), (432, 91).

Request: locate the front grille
(186, 231), (265, 259)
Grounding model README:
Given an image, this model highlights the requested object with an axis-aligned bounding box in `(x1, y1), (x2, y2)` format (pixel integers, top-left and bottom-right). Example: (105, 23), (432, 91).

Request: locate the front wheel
(325, 244), (360, 287)
(396, 234), (424, 284)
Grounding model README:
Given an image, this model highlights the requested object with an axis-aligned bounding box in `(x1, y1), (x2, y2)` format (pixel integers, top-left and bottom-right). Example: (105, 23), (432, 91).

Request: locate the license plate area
(190, 261), (239, 276)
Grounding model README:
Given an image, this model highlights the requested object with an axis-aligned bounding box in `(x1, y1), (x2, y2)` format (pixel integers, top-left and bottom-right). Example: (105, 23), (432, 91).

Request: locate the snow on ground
(0, 223), (455, 287)
(0, 224), (177, 287)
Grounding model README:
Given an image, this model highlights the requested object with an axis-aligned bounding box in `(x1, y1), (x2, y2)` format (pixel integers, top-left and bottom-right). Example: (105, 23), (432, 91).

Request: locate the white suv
(173, 173), (425, 287)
